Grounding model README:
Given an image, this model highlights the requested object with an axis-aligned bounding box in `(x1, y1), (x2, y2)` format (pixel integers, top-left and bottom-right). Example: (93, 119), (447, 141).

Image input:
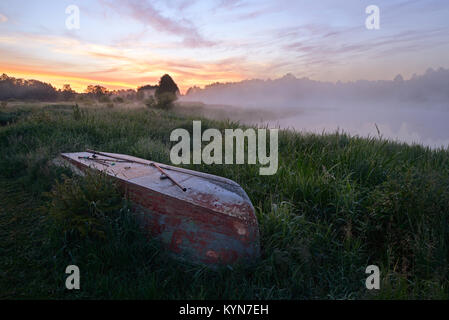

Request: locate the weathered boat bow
(60, 151), (260, 266)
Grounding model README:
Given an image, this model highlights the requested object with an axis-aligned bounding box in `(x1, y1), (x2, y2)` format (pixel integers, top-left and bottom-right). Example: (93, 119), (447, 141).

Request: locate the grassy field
(0, 101), (448, 299)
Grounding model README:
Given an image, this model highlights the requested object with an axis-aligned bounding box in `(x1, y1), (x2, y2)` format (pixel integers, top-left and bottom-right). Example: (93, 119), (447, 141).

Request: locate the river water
(242, 103), (449, 149)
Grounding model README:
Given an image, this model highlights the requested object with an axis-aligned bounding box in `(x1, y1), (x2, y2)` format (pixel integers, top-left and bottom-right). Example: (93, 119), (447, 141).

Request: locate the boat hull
(60, 151), (260, 266)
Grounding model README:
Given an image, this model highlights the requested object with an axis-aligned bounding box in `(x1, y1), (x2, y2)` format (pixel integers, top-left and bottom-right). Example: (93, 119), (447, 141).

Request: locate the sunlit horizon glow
(1, 0), (449, 93)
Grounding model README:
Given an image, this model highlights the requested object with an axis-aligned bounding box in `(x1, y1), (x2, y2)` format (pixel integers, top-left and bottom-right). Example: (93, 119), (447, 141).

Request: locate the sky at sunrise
(1, 0), (449, 93)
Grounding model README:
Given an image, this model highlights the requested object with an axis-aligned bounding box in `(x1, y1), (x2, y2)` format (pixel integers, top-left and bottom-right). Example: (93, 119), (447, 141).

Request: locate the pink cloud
(0, 13), (8, 23)
(103, 0), (215, 47)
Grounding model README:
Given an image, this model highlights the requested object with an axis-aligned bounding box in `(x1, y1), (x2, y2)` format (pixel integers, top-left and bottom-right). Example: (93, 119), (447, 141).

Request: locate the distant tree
(111, 89), (137, 101)
(85, 85), (109, 99)
(185, 86), (201, 95)
(155, 74), (179, 109)
(138, 84), (158, 92)
(137, 84), (157, 100)
(61, 84), (76, 101)
(394, 74), (404, 82)
(156, 74), (179, 96)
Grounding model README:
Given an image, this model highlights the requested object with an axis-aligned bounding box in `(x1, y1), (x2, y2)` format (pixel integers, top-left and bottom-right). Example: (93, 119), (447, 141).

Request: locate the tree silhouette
(154, 74), (179, 109)
(155, 74), (179, 96)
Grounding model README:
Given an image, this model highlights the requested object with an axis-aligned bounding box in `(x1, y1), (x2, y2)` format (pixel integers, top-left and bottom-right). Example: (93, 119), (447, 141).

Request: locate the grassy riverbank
(1, 102), (448, 299)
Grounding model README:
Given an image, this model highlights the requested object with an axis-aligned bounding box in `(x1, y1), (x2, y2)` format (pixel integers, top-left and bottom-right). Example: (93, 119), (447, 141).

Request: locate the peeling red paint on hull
(60, 151), (260, 265)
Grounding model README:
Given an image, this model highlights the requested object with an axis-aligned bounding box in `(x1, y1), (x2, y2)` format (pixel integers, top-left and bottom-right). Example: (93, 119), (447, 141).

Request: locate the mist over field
(181, 68), (449, 148)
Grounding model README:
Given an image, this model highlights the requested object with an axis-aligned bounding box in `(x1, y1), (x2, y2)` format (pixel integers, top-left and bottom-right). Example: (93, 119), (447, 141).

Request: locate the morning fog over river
(181, 70), (449, 149)
(247, 102), (449, 149)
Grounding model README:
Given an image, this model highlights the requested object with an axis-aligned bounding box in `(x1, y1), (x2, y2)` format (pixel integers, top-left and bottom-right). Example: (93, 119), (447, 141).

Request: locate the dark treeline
(0, 73), (60, 101)
(0, 73), (178, 103)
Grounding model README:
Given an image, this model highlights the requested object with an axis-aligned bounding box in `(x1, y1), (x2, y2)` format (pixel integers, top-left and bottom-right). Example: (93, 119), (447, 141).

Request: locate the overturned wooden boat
(60, 150), (260, 266)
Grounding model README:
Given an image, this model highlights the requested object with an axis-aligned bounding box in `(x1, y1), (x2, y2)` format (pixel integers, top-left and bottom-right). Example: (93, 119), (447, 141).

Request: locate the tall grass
(0, 103), (448, 299)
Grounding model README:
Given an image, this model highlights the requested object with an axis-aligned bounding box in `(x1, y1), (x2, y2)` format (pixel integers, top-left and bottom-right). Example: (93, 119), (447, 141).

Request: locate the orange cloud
(0, 31), (250, 93)
(1, 61), (246, 93)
